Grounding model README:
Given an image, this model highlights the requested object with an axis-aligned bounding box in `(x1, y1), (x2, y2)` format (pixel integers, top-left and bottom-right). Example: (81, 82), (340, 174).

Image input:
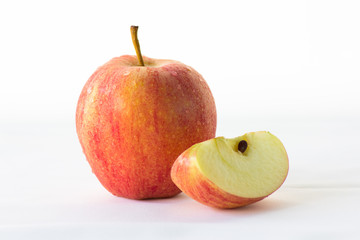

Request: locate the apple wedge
(171, 131), (289, 208)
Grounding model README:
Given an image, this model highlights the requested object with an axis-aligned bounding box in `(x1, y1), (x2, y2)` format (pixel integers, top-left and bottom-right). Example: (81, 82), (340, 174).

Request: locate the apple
(171, 131), (289, 208)
(76, 26), (216, 199)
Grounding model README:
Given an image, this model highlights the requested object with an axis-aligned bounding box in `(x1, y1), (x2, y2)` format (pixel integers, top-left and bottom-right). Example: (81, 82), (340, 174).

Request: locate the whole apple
(76, 26), (216, 199)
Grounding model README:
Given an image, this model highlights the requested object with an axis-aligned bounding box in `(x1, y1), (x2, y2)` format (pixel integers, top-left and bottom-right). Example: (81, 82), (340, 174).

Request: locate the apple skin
(171, 145), (269, 209)
(76, 55), (216, 200)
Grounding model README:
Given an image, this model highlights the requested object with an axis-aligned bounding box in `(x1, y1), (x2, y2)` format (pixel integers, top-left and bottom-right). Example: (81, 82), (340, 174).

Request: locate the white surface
(1, 119), (359, 239)
(1, 0), (360, 239)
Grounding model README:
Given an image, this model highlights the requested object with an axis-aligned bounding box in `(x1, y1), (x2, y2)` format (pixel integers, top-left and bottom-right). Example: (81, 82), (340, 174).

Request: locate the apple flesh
(171, 131), (288, 208)
(76, 55), (216, 199)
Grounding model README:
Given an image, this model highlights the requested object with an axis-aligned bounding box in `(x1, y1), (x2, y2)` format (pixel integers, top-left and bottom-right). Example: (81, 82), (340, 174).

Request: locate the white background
(1, 0), (359, 239)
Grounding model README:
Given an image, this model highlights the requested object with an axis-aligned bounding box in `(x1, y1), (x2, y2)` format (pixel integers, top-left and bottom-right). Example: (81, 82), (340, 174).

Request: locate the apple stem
(130, 26), (145, 66)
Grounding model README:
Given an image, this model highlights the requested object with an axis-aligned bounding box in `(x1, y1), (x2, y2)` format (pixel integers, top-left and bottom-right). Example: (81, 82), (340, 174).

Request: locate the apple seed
(238, 140), (248, 153)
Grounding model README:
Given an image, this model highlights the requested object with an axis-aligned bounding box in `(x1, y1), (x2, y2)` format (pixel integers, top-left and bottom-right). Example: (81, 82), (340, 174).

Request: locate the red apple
(171, 131), (289, 208)
(76, 26), (216, 199)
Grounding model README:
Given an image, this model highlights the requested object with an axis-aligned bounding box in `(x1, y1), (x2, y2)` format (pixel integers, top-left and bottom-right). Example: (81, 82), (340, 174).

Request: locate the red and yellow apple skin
(171, 145), (265, 208)
(76, 55), (216, 200)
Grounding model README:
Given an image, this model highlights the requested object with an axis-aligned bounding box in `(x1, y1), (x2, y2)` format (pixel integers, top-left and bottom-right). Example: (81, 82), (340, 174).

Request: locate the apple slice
(171, 131), (289, 208)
